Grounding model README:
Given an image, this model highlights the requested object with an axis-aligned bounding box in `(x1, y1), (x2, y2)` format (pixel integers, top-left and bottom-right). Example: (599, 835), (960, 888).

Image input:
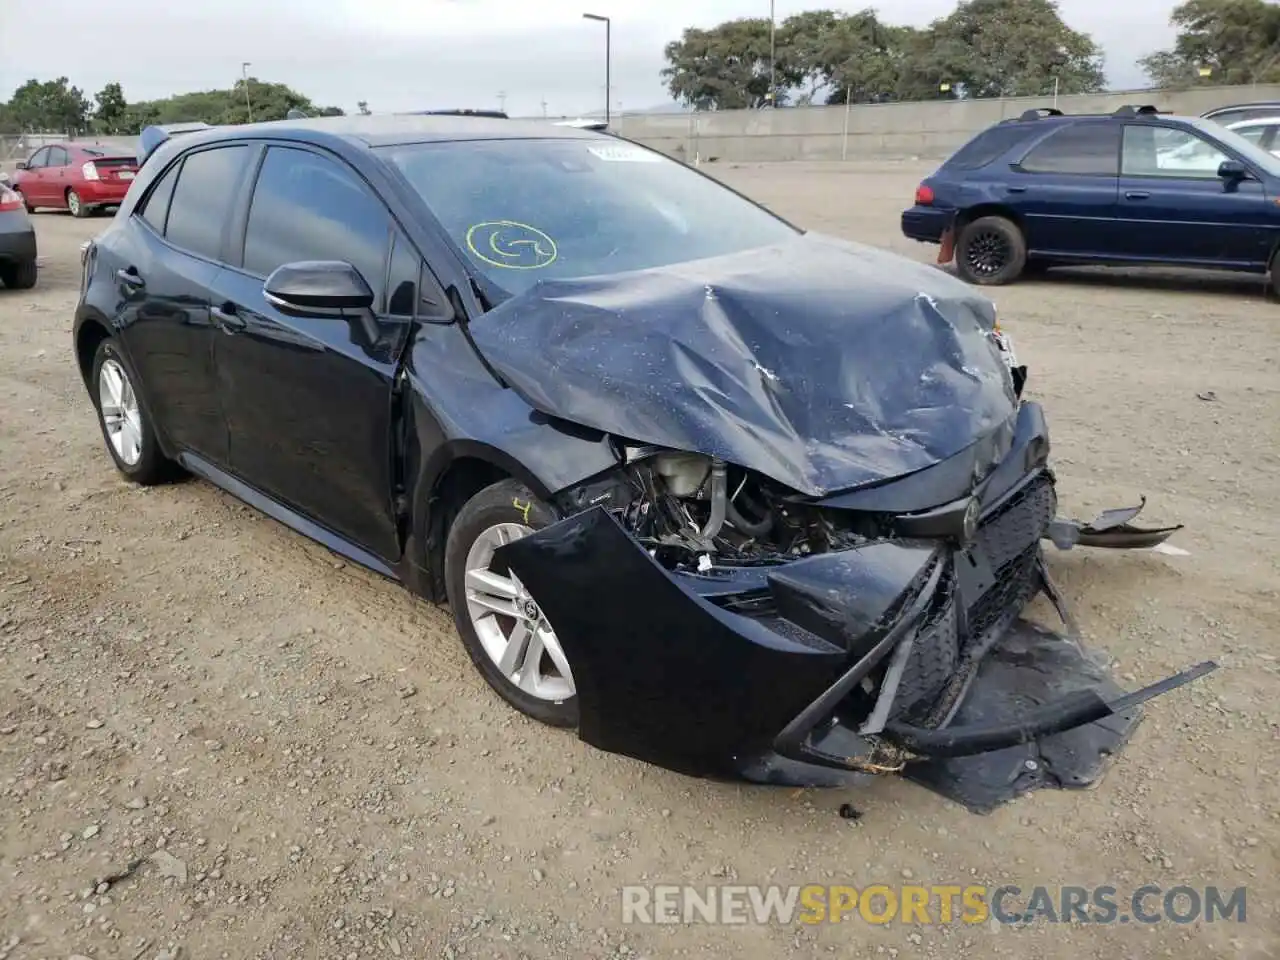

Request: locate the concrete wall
(612, 84), (1280, 163)
(5, 83), (1279, 175)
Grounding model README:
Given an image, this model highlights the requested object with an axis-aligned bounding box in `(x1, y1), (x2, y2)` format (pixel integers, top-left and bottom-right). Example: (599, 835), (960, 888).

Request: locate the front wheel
(955, 215), (1027, 286)
(90, 339), (173, 485)
(444, 479), (578, 728)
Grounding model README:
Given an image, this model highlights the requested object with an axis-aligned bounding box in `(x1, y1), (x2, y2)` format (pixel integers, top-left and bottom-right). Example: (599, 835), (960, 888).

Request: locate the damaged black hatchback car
(73, 115), (1214, 812)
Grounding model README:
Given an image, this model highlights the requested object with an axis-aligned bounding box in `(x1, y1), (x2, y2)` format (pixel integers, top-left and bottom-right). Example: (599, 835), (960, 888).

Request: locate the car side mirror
(263, 261), (374, 314)
(1218, 159), (1249, 181)
(15, 161), (26, 171)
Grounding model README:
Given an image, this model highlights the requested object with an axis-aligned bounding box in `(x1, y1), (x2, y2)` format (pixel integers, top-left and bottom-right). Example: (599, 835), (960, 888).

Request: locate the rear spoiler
(137, 122), (215, 166)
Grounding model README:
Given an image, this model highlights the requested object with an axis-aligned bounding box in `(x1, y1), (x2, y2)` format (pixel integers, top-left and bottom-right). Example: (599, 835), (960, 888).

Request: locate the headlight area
(552, 445), (880, 577)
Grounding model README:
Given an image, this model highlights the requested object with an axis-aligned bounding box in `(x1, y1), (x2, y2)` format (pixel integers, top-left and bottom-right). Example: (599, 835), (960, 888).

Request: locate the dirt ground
(1, 160), (1277, 960)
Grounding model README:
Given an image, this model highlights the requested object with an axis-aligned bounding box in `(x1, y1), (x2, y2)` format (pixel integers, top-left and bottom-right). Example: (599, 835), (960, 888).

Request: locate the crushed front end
(495, 399), (1215, 813)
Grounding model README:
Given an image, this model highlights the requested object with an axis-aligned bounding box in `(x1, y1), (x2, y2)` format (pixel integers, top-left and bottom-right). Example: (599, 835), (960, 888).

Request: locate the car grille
(896, 473), (1057, 716)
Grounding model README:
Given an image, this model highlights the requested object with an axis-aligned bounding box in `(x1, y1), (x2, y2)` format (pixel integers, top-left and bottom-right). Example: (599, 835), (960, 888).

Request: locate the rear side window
(138, 161), (180, 233)
(1018, 123), (1120, 175)
(942, 125), (1033, 170)
(242, 146), (390, 300)
(165, 145), (251, 261)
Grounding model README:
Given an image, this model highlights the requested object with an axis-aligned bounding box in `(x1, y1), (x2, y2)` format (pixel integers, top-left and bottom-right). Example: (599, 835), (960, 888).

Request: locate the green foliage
(2, 78), (344, 135)
(1140, 0), (1280, 87)
(93, 82), (128, 134)
(5, 78), (92, 134)
(663, 0), (1105, 108)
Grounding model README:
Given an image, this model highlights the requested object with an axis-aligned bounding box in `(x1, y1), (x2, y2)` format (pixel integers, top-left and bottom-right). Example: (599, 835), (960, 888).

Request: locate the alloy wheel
(463, 522), (575, 702)
(67, 190), (82, 217)
(964, 229), (1011, 278)
(98, 357), (144, 466)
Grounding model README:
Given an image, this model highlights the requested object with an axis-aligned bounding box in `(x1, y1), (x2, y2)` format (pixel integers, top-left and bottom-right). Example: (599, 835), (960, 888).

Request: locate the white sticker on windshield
(588, 144), (662, 163)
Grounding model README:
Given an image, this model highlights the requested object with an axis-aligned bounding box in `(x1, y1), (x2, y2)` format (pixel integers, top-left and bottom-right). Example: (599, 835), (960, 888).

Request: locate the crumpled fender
(493, 506), (935, 777)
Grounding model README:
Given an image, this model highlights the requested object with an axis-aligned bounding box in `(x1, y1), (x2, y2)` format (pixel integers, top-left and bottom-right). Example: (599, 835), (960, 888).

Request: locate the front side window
(1125, 127), (1228, 178)
(165, 145), (251, 260)
(242, 146), (390, 302)
(381, 137), (799, 298)
(1018, 123), (1120, 175)
(26, 147), (49, 169)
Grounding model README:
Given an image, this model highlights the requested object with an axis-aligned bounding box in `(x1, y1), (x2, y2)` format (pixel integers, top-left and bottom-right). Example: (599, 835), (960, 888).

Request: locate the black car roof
(176, 114), (605, 150)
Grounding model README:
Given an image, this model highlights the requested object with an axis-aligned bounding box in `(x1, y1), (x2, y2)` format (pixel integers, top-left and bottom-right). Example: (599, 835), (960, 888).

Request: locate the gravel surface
(1, 160), (1277, 959)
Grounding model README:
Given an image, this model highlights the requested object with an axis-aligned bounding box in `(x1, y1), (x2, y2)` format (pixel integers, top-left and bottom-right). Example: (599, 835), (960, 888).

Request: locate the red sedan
(12, 143), (139, 218)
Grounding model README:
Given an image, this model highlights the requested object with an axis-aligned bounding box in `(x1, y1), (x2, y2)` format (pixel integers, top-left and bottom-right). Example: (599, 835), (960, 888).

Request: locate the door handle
(1125, 191), (1151, 200)
(115, 267), (145, 289)
(211, 303), (247, 333)
(1006, 185), (1027, 193)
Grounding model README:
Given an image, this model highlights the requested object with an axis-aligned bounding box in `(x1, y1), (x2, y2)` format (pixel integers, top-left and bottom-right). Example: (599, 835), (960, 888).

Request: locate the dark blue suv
(901, 104), (1280, 294)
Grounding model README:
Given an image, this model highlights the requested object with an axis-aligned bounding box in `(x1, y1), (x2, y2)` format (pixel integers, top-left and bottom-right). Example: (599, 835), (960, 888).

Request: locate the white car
(1157, 116), (1280, 170)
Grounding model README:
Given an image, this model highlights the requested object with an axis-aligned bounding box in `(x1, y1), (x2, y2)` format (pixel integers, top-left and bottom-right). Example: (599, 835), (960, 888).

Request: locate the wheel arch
(413, 443), (556, 602)
(74, 314), (113, 389)
(956, 203), (1025, 233)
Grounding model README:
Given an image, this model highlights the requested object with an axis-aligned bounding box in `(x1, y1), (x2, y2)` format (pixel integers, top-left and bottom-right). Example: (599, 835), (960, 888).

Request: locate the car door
(44, 146), (71, 206)
(207, 144), (419, 562)
(20, 147), (50, 204)
(1115, 124), (1276, 267)
(112, 145), (254, 465)
(1006, 121), (1120, 257)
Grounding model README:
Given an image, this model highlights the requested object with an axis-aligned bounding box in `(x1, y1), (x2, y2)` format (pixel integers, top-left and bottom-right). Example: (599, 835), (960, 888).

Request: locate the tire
(955, 215), (1027, 286)
(89, 338), (172, 485)
(0, 259), (37, 290)
(444, 479), (578, 728)
(1269, 249), (1280, 300)
(67, 189), (89, 218)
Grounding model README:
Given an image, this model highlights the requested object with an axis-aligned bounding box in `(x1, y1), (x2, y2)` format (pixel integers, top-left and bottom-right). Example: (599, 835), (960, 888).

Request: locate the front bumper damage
(495, 410), (1215, 814)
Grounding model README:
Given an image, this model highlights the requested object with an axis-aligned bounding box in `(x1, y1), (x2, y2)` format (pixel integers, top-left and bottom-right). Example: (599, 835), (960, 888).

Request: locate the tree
(1140, 0), (1280, 87)
(357, 100), (371, 115)
(94, 82), (128, 134)
(5, 77), (91, 133)
(662, 18), (803, 109)
(662, 1), (1104, 108)
(902, 0), (1105, 99)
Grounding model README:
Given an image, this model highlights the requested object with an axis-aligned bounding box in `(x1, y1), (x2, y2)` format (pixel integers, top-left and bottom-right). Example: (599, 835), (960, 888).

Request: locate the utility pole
(583, 13), (611, 126)
(768, 0), (776, 108)
(241, 62), (253, 122)
(541, 98), (548, 118)
(498, 91), (507, 114)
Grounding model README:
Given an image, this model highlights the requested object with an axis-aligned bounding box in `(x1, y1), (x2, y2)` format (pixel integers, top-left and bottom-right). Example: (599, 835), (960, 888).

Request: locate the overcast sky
(1, 0), (1179, 118)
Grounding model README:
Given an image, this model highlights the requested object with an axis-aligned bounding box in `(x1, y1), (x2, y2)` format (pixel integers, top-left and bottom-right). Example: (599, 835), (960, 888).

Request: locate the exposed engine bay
(560, 448), (873, 573)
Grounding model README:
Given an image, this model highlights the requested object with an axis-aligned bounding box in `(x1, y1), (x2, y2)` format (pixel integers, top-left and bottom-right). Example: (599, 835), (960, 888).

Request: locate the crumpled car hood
(468, 232), (1017, 497)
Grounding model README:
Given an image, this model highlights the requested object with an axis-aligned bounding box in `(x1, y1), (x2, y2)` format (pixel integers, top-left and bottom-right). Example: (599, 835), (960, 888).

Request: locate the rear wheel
(90, 339), (172, 485)
(0, 259), (37, 290)
(444, 479), (578, 728)
(955, 215), (1027, 286)
(1269, 249), (1280, 300)
(67, 189), (89, 218)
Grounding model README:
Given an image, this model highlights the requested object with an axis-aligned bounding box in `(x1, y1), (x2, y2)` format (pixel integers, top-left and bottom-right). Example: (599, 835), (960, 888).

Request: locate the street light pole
(583, 13), (611, 126)
(769, 0), (776, 107)
(241, 62), (253, 123)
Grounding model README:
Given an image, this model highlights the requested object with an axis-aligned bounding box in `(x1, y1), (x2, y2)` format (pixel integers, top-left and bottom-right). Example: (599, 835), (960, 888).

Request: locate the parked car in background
(11, 143), (140, 218)
(901, 105), (1280, 294)
(0, 181), (38, 289)
(1201, 100), (1280, 127)
(1159, 115), (1280, 170)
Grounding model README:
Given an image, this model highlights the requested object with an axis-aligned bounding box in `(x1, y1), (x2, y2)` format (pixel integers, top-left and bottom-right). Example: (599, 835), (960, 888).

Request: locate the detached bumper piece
(1046, 496), (1184, 550)
(496, 472), (1215, 813)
